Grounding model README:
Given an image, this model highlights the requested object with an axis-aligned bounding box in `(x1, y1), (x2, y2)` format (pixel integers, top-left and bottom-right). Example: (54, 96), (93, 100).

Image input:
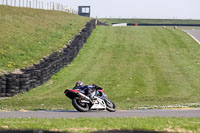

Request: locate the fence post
(19, 0), (20, 7)
(58, 3), (60, 11)
(64, 6), (66, 12)
(26, 0), (28, 7)
(33, 0), (34, 8)
(6, 0), (8, 5)
(63, 6), (65, 12)
(29, 0), (31, 8)
(36, 0), (37, 8)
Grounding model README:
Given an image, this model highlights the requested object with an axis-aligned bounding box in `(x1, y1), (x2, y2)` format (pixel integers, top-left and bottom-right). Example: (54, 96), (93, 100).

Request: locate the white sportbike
(64, 88), (116, 112)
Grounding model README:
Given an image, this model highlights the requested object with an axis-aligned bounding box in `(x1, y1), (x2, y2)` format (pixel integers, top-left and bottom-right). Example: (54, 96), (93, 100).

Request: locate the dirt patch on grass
(163, 127), (193, 133)
(68, 128), (97, 132)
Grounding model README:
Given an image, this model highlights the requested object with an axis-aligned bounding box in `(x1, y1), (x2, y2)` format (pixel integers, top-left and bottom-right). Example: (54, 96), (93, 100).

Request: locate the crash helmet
(75, 81), (83, 87)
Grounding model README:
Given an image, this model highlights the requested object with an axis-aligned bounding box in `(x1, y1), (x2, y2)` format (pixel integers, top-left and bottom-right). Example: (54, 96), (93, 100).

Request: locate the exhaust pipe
(77, 92), (91, 101)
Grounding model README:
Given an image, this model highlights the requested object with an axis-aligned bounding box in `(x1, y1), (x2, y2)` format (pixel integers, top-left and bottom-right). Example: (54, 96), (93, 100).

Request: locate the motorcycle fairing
(90, 96), (107, 110)
(64, 89), (79, 99)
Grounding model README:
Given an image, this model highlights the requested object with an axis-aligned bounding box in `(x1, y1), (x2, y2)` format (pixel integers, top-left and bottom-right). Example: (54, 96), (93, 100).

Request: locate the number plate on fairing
(91, 97), (106, 109)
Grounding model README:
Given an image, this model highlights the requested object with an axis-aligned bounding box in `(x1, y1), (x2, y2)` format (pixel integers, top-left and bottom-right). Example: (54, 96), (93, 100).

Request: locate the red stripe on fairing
(70, 89), (79, 93)
(64, 89), (79, 94)
(98, 89), (104, 93)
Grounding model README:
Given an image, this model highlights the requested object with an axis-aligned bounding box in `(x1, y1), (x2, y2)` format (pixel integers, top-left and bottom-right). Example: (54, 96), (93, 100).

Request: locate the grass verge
(0, 117), (199, 133)
(0, 5), (89, 73)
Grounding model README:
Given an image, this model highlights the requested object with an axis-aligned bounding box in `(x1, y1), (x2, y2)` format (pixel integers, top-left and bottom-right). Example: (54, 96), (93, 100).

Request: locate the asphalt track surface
(183, 29), (200, 44)
(0, 109), (200, 118)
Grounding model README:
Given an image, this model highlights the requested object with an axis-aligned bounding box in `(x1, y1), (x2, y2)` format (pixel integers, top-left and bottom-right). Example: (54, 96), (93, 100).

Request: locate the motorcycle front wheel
(105, 99), (116, 112)
(72, 97), (90, 112)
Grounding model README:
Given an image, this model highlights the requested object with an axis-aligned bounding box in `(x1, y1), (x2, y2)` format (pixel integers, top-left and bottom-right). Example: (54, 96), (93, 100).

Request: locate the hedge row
(0, 19), (96, 97)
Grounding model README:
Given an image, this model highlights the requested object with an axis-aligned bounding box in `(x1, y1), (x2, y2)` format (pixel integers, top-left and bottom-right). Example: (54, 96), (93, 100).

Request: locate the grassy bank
(0, 117), (199, 133)
(0, 26), (200, 110)
(0, 5), (89, 74)
(100, 18), (200, 25)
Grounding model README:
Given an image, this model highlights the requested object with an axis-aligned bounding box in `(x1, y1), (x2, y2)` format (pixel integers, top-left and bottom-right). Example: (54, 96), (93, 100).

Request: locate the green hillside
(0, 5), (89, 74)
(1, 26), (200, 110)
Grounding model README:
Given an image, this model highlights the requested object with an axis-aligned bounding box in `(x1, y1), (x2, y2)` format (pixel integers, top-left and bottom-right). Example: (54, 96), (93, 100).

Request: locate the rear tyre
(72, 97), (89, 112)
(105, 99), (116, 112)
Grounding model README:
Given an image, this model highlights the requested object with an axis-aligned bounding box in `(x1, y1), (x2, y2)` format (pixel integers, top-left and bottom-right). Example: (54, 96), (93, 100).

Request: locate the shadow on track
(93, 130), (164, 133)
(0, 130), (164, 133)
(37, 110), (106, 113)
(0, 130), (67, 133)
(40, 110), (78, 113)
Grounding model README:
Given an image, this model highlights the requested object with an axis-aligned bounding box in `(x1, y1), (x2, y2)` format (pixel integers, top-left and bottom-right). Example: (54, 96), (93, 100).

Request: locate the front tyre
(72, 97), (89, 112)
(105, 99), (116, 112)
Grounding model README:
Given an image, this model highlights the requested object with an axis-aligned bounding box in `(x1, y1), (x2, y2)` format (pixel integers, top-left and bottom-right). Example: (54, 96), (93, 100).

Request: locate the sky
(61, 0), (200, 19)
(1, 0), (200, 19)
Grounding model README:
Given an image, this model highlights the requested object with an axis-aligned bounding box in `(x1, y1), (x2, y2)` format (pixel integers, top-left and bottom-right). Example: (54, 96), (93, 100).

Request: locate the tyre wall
(0, 19), (96, 97)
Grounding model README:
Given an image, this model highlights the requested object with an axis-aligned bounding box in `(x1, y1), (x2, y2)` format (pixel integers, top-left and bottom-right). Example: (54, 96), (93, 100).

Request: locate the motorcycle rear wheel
(72, 97), (90, 112)
(105, 100), (116, 112)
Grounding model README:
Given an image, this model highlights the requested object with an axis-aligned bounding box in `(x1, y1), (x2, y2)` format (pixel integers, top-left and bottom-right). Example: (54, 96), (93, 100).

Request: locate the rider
(73, 81), (103, 100)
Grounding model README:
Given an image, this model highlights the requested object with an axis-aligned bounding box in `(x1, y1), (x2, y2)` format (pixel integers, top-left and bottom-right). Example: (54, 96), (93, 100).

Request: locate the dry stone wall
(0, 19), (96, 97)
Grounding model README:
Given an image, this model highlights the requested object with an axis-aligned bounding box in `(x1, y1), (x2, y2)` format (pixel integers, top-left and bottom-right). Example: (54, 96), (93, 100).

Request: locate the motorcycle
(64, 88), (116, 112)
